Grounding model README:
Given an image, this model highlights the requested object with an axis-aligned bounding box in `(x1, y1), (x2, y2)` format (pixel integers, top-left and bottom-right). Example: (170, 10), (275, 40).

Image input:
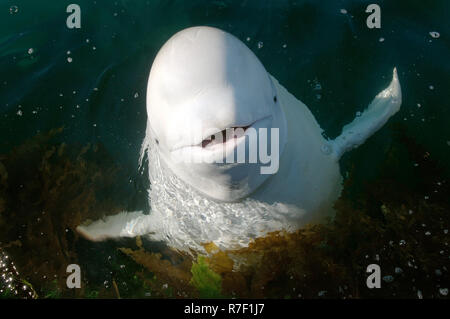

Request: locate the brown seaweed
(0, 126), (448, 299)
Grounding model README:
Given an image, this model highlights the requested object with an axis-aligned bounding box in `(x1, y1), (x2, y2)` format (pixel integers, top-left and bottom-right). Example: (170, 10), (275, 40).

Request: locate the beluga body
(77, 26), (402, 253)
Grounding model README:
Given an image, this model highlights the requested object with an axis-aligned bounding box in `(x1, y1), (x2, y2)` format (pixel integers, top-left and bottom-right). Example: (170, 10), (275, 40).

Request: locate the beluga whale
(76, 26), (402, 253)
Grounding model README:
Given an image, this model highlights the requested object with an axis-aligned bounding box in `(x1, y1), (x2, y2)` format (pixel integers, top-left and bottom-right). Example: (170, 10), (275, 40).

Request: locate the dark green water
(1, 0), (449, 173)
(0, 0), (449, 299)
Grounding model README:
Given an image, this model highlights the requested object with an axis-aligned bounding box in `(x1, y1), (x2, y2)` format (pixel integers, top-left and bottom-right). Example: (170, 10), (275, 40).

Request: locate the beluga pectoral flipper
(331, 68), (402, 160)
(76, 211), (156, 241)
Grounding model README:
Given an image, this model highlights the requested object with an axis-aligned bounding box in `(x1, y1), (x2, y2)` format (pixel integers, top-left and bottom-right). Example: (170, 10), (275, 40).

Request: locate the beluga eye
(273, 96), (277, 103)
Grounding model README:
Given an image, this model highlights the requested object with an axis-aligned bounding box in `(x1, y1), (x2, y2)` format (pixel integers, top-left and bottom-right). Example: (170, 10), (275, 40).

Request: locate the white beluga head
(146, 26), (287, 201)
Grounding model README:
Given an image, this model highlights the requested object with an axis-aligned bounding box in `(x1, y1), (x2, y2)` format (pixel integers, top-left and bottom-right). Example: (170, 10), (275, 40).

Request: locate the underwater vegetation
(0, 128), (130, 298)
(0, 125), (448, 299)
(190, 255), (223, 298)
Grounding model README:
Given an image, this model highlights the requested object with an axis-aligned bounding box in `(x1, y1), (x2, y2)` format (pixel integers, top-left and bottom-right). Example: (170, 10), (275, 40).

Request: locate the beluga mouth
(199, 116), (273, 149)
(201, 124), (252, 148)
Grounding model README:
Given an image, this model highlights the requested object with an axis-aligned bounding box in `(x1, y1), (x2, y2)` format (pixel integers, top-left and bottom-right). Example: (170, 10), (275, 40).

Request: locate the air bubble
(417, 290), (423, 299)
(320, 144), (332, 155)
(429, 31), (440, 39)
(9, 5), (19, 14)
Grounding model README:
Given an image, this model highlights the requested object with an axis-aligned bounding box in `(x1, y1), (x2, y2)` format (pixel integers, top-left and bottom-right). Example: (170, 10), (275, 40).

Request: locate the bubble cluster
(0, 248), (35, 298)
